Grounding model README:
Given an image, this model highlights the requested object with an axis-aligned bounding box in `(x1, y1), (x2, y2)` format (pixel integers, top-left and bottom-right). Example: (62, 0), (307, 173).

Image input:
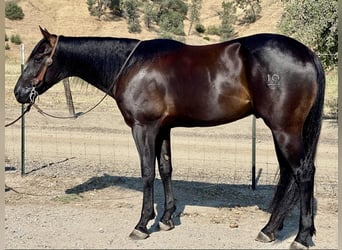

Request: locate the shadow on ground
(65, 173), (300, 242)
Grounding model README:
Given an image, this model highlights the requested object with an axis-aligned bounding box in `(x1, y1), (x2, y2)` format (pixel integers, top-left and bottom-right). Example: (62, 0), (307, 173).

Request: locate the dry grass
(5, 0), (337, 117)
(5, 0), (285, 105)
(5, 0), (284, 59)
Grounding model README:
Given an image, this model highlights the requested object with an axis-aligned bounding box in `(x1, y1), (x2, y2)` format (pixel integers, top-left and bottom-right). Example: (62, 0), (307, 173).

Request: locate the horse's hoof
(129, 229), (149, 240)
(159, 220), (175, 231)
(289, 241), (308, 250)
(255, 231), (275, 243)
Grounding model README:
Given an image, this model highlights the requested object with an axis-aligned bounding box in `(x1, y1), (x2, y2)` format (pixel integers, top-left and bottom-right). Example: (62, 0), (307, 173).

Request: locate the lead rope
(5, 104), (32, 127)
(5, 40), (143, 126)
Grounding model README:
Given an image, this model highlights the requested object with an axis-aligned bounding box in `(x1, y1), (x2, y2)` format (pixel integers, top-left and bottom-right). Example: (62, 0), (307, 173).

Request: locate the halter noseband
(30, 36), (59, 103)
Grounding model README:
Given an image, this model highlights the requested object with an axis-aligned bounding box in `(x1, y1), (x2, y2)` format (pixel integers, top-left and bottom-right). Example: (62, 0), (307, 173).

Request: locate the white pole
(20, 44), (25, 176)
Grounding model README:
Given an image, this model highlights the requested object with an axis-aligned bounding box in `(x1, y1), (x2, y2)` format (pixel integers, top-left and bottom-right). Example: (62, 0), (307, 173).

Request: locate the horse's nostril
(14, 85), (31, 103)
(14, 88), (20, 99)
(14, 90), (21, 102)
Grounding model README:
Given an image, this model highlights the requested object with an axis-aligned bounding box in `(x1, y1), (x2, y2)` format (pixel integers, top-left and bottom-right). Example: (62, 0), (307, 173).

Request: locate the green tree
(5, 1), (24, 20)
(124, 0), (142, 33)
(220, 1), (236, 40)
(279, 0), (337, 67)
(87, 0), (122, 18)
(143, 1), (156, 30)
(155, 0), (188, 36)
(236, 0), (261, 23)
(188, 0), (202, 35)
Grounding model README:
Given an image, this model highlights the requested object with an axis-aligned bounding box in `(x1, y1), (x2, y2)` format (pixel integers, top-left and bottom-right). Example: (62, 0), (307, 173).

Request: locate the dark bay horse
(14, 27), (325, 249)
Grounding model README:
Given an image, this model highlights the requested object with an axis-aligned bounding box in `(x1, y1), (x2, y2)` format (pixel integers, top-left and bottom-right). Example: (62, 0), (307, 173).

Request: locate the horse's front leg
(129, 124), (158, 240)
(156, 127), (176, 231)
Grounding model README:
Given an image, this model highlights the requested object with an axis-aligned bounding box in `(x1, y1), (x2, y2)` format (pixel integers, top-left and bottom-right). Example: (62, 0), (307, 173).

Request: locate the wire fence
(5, 101), (338, 197)
(4, 48), (338, 197)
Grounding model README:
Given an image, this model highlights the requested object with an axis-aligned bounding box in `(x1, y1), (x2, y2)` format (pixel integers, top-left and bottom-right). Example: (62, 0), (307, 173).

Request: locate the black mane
(56, 36), (139, 91)
(28, 35), (188, 94)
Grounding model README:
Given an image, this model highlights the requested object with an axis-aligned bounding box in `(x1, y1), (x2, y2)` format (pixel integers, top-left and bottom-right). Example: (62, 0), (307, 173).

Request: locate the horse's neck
(59, 37), (139, 95)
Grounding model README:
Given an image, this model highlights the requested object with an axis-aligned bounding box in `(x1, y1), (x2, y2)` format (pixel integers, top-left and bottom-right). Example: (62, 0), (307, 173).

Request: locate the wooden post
(63, 78), (75, 116)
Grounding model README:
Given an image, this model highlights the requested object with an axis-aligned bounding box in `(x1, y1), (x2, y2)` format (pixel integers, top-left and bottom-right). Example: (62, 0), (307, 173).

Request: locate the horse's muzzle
(14, 85), (35, 104)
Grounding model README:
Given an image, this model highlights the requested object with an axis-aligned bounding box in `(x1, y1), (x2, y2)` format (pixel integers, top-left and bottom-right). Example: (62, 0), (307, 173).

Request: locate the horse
(14, 27), (325, 249)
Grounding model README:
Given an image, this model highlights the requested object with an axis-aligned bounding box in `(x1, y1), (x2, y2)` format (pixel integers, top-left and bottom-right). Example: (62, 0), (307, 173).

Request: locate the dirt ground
(4, 95), (338, 249)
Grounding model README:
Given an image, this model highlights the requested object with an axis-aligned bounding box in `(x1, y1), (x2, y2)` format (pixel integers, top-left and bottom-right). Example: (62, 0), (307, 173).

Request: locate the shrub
(5, 1), (24, 20)
(87, 0), (123, 18)
(195, 23), (205, 34)
(325, 97), (338, 119)
(206, 25), (221, 36)
(5, 43), (10, 50)
(5, 33), (9, 41)
(128, 22), (142, 33)
(10, 34), (22, 45)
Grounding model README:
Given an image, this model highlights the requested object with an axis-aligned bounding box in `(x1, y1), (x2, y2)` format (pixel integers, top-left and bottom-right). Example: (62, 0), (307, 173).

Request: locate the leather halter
(32, 36), (60, 87)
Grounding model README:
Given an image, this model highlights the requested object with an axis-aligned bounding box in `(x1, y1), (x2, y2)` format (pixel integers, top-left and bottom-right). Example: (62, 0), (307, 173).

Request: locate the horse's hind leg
(291, 158), (316, 249)
(256, 136), (299, 242)
(257, 128), (316, 249)
(156, 127), (176, 231)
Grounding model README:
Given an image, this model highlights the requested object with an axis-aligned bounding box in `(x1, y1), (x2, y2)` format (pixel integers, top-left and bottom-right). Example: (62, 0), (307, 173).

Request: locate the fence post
(63, 78), (75, 116)
(20, 44), (25, 176)
(251, 115), (256, 190)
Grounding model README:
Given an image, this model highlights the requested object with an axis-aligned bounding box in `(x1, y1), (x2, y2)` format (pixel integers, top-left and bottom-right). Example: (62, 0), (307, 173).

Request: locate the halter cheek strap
(32, 36), (59, 87)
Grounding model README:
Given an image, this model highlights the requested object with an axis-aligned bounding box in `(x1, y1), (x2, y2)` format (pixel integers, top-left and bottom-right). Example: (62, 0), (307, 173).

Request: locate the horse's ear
(39, 26), (57, 47)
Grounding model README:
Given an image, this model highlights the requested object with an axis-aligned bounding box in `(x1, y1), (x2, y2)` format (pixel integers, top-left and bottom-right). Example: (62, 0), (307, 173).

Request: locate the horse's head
(14, 27), (63, 104)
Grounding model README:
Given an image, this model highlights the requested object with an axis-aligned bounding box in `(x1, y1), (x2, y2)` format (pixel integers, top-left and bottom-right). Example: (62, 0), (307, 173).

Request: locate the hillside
(5, 0), (284, 61)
